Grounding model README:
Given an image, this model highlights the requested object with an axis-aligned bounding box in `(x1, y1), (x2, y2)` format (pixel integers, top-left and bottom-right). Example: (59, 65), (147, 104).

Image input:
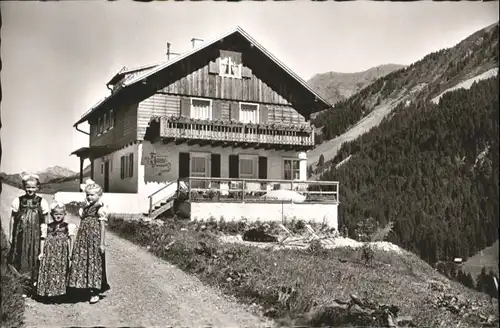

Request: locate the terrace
(149, 177), (340, 228)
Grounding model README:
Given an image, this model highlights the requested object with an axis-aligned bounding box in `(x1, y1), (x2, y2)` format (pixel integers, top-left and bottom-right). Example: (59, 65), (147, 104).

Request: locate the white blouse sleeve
(68, 223), (77, 237)
(40, 198), (50, 215)
(40, 223), (48, 239)
(11, 198), (20, 213)
(97, 205), (108, 222)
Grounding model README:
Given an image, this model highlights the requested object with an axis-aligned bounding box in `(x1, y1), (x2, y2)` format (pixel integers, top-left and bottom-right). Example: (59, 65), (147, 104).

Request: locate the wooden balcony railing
(159, 116), (315, 147)
(177, 177), (339, 204)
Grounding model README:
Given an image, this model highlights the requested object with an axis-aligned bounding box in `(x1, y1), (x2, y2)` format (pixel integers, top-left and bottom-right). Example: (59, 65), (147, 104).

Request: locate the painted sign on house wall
(141, 141), (177, 183)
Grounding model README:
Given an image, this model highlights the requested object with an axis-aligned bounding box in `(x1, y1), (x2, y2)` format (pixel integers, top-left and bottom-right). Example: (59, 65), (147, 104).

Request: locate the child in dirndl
(8, 174), (50, 297)
(36, 202), (76, 300)
(68, 179), (110, 304)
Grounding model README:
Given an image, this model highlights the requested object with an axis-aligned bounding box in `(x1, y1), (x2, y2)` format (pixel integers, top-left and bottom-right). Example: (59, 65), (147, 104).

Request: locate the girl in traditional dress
(8, 174), (50, 297)
(68, 179), (110, 304)
(36, 202), (76, 300)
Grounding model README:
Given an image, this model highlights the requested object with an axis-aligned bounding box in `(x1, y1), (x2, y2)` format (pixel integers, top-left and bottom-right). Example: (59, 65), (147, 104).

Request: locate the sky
(1, 1), (498, 174)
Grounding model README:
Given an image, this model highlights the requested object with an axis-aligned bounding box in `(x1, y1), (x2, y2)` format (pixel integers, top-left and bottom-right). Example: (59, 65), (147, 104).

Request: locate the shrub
(0, 226), (25, 327)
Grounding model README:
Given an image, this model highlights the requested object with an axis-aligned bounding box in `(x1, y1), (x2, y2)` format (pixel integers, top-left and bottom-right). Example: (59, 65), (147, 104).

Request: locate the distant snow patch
(432, 67), (498, 104)
(335, 155), (352, 169)
(474, 145), (491, 168)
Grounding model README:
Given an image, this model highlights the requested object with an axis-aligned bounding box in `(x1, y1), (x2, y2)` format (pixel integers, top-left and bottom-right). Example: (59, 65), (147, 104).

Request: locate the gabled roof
(75, 26), (333, 126)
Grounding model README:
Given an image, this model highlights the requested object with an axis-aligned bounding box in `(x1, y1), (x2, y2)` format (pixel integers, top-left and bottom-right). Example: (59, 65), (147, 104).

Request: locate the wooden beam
(174, 138), (186, 145)
(79, 157), (84, 185)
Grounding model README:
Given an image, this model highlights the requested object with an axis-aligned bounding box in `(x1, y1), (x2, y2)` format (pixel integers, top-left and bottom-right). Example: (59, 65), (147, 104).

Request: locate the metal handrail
(187, 176), (339, 185)
(186, 177), (340, 203)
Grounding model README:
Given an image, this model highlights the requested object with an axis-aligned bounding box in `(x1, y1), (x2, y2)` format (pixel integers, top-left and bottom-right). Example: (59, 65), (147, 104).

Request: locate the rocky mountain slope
(308, 22), (499, 168)
(308, 64), (405, 107)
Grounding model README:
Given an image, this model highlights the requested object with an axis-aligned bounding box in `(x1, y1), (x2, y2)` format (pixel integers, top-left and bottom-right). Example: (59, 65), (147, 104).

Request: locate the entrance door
(104, 161), (110, 192)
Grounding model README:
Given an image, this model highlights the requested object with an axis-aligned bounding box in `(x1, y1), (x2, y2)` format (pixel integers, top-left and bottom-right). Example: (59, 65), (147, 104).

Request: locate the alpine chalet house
(64, 26), (339, 227)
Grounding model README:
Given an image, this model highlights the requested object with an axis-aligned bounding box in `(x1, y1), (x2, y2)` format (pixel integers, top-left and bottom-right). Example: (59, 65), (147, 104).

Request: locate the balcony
(150, 116), (315, 150)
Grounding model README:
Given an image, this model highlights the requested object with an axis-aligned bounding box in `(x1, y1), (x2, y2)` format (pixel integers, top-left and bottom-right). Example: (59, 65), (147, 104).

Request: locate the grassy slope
(107, 216), (499, 327)
(308, 22), (499, 169)
(461, 240), (499, 279)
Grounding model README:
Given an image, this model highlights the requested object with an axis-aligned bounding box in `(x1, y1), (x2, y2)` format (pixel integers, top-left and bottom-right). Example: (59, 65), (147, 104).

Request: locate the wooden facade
(90, 103), (138, 147)
(136, 93), (306, 141)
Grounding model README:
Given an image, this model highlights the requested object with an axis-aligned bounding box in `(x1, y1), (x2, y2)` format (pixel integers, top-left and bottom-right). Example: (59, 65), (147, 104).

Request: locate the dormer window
(220, 57), (242, 78)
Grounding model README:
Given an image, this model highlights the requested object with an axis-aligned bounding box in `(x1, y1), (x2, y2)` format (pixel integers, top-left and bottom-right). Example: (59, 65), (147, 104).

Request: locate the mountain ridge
(307, 63), (406, 106)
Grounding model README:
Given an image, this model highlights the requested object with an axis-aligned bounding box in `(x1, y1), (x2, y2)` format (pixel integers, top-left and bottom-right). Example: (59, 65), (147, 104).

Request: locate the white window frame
(219, 57), (242, 79)
(190, 152), (210, 189)
(239, 154), (258, 179)
(100, 161), (105, 175)
(97, 117), (103, 136)
(103, 112), (109, 131)
(283, 158), (300, 181)
(190, 98), (213, 120)
(239, 102), (260, 124)
(109, 109), (115, 129)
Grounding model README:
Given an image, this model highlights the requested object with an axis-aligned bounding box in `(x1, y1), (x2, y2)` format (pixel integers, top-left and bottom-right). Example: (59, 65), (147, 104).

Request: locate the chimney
(166, 42), (180, 60)
(191, 37), (204, 48)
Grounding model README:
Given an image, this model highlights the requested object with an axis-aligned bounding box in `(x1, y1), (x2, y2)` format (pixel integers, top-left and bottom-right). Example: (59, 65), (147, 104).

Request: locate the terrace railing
(180, 177), (339, 204)
(159, 117), (315, 147)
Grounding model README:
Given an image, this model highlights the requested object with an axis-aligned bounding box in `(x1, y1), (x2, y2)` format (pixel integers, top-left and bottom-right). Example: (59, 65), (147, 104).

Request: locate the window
(97, 117), (103, 135)
(109, 109), (115, 129)
(220, 57), (241, 78)
(239, 103), (259, 124)
(120, 153), (134, 179)
(190, 98), (212, 120)
(190, 153), (209, 189)
(94, 109), (115, 137)
(284, 159), (300, 180)
(103, 112), (109, 130)
(239, 155), (257, 179)
(100, 161), (104, 175)
(109, 157), (113, 172)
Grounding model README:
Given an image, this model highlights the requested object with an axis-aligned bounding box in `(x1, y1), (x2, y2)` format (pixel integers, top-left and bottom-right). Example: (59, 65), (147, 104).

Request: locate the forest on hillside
(312, 24), (499, 143)
(320, 77), (499, 266)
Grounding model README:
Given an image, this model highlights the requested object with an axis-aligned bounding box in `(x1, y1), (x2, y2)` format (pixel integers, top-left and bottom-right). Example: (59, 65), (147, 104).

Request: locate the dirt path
(1, 185), (272, 327)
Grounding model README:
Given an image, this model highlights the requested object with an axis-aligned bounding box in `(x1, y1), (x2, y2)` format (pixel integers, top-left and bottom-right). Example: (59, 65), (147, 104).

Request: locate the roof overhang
(74, 26), (333, 126)
(71, 146), (120, 159)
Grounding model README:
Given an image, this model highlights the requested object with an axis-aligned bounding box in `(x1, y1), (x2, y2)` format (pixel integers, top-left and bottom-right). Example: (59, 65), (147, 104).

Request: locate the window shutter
(129, 153), (134, 178)
(259, 105), (269, 124)
(229, 154), (239, 178)
(242, 67), (252, 79)
(258, 156), (268, 179)
(179, 152), (190, 178)
(180, 98), (191, 117)
(212, 100), (222, 120)
(208, 61), (220, 74)
(211, 154), (221, 178)
(120, 156), (124, 179)
(230, 102), (239, 121)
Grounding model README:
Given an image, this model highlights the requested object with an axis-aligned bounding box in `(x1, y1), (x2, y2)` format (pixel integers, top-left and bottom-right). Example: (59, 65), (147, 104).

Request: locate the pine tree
(476, 267), (488, 293)
(318, 154), (325, 167)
